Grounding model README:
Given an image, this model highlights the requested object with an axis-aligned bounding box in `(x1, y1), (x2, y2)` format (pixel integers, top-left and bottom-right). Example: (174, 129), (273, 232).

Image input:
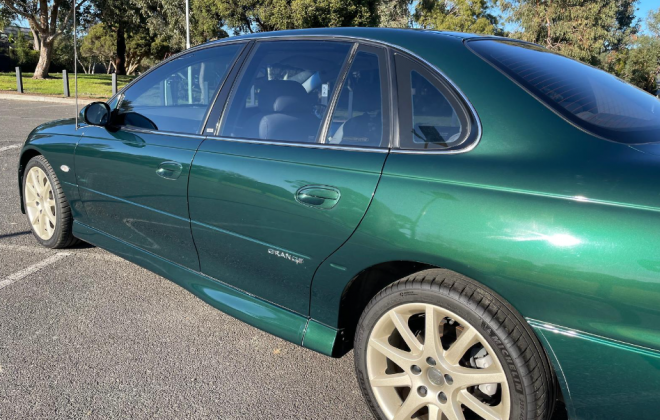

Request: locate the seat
(329, 83), (383, 147)
(244, 80), (319, 143)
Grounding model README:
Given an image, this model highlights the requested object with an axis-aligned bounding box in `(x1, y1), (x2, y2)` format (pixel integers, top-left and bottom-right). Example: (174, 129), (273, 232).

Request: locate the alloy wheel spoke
(442, 401), (466, 420)
(444, 326), (479, 366)
(457, 389), (503, 420)
(44, 207), (57, 225)
(390, 310), (423, 353)
(369, 337), (416, 369)
(424, 305), (441, 356)
(31, 211), (40, 226)
(392, 394), (425, 420)
(428, 404), (443, 420)
(39, 210), (47, 235)
(452, 364), (506, 389)
(31, 170), (40, 192)
(370, 372), (412, 388)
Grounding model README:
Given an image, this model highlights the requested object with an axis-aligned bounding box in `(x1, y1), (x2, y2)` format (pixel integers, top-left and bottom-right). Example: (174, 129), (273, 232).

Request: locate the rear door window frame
(205, 36), (395, 152)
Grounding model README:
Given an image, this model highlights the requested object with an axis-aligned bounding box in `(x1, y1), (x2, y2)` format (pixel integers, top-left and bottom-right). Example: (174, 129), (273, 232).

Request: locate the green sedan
(17, 28), (660, 420)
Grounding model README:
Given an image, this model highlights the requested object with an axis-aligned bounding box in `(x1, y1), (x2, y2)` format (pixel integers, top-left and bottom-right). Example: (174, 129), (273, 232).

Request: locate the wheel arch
(17, 147), (43, 214)
(337, 262), (567, 417)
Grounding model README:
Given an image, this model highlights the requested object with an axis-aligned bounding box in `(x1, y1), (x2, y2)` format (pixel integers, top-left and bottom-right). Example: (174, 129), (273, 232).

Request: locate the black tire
(23, 155), (80, 249)
(354, 268), (556, 420)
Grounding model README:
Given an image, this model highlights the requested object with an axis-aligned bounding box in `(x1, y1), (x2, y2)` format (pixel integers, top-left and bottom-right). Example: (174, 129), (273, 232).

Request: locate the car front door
(188, 40), (391, 314)
(75, 43), (246, 270)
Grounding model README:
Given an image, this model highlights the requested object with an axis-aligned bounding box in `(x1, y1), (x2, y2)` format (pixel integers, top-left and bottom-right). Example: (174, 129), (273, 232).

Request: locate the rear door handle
(296, 185), (341, 209)
(156, 161), (183, 180)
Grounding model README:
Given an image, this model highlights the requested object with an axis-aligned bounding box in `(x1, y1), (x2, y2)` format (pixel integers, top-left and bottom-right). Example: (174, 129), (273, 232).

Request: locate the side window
(395, 54), (473, 150)
(115, 43), (243, 134)
(326, 46), (389, 148)
(220, 40), (353, 143)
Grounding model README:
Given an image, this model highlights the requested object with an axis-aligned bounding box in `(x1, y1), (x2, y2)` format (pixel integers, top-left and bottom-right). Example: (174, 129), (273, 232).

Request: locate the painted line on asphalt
(0, 252), (71, 290)
(0, 144), (20, 153)
(0, 243), (126, 261)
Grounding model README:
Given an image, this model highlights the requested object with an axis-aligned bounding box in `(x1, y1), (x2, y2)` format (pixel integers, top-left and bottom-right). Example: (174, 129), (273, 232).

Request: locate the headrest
(258, 80), (310, 114)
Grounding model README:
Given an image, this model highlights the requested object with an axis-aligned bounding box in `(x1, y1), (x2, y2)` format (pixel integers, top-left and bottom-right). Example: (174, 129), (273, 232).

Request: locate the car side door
(74, 43), (247, 270)
(188, 40), (392, 314)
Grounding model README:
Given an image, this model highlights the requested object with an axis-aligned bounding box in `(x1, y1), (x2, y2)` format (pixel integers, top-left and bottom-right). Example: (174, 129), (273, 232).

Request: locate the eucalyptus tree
(0, 0), (88, 78)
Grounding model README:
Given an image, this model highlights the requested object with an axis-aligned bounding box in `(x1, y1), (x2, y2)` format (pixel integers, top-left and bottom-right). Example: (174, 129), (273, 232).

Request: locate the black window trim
(318, 43), (392, 149)
(393, 51), (478, 152)
(106, 40), (250, 137)
(108, 34), (481, 155)
(215, 38), (362, 147)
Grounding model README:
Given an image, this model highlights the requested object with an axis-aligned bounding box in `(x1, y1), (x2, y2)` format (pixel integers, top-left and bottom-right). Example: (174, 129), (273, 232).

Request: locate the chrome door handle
(156, 161), (183, 180)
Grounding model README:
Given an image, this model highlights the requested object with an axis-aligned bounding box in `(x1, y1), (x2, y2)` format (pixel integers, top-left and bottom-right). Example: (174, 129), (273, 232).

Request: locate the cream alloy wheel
(367, 303), (510, 420)
(24, 166), (57, 240)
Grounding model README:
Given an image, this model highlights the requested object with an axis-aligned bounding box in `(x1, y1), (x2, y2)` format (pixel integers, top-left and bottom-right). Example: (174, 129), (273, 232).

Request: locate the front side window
(221, 40), (353, 143)
(326, 47), (388, 148)
(468, 39), (660, 144)
(395, 54), (473, 150)
(115, 43), (242, 134)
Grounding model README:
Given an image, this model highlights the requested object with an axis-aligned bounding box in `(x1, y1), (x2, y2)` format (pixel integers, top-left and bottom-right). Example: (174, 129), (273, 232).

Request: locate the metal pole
(73, 0), (78, 128)
(63, 70), (70, 97)
(15, 67), (23, 93)
(112, 73), (117, 95)
(185, 0), (190, 49)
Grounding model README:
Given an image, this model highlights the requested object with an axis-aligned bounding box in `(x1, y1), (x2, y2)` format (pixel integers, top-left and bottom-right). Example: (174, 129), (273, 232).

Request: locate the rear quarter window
(468, 39), (660, 144)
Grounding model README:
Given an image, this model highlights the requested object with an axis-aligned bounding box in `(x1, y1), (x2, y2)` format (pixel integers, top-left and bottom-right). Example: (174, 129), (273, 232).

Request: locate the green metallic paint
(188, 138), (386, 314)
(302, 319), (340, 357)
(18, 118), (86, 219)
(18, 28), (660, 419)
(75, 127), (202, 270)
(530, 319), (660, 419)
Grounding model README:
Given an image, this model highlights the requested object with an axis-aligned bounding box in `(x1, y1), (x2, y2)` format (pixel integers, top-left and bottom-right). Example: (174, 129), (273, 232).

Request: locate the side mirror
(83, 102), (111, 126)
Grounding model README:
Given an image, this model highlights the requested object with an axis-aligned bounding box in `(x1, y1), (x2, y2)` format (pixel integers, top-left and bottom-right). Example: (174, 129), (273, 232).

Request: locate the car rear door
(188, 40), (391, 314)
(74, 42), (247, 271)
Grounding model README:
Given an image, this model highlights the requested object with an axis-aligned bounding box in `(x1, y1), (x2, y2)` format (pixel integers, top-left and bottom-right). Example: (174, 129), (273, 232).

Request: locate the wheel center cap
(427, 367), (444, 386)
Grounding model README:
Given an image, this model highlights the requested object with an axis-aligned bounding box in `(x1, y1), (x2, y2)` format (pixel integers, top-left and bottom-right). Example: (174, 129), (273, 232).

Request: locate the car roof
(208, 27), (485, 48)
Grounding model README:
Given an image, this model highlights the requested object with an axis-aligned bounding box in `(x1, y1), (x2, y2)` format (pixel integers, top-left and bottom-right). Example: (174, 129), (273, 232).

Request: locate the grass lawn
(0, 73), (134, 99)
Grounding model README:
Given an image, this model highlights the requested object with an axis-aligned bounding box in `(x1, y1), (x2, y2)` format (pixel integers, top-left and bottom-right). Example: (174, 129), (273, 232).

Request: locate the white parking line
(0, 144), (20, 153)
(0, 252), (71, 290)
(0, 243), (126, 261)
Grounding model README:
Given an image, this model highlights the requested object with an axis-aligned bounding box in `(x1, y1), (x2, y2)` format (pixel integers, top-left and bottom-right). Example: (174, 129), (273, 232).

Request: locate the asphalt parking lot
(0, 100), (371, 419)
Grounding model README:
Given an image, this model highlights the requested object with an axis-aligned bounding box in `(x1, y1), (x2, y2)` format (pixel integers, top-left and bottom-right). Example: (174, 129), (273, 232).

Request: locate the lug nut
(417, 386), (428, 397)
(426, 357), (436, 366)
(444, 374), (453, 385)
(411, 365), (421, 375)
(438, 392), (447, 404)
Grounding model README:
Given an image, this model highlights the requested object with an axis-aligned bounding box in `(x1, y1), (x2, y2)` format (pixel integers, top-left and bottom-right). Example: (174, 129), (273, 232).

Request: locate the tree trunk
(114, 25), (127, 76)
(33, 38), (53, 79)
(29, 24), (41, 51)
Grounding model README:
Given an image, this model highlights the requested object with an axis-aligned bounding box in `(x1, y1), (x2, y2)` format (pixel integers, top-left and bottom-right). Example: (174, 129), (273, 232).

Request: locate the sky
(638, 0), (658, 32)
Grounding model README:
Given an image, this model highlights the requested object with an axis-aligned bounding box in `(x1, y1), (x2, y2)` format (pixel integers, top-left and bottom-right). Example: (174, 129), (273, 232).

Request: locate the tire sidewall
(23, 156), (65, 248)
(355, 286), (528, 420)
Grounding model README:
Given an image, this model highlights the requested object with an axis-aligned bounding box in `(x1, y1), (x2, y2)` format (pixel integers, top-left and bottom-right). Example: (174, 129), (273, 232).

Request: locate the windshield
(468, 39), (660, 144)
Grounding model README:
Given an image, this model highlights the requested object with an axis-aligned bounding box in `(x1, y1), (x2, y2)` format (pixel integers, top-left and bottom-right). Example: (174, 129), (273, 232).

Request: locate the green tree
(80, 23), (115, 73)
(88, 0), (143, 75)
(414, 0), (501, 34)
(499, 0), (639, 65)
(0, 6), (15, 31)
(378, 0), (412, 27)
(10, 30), (38, 66)
(0, 0), (88, 78)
